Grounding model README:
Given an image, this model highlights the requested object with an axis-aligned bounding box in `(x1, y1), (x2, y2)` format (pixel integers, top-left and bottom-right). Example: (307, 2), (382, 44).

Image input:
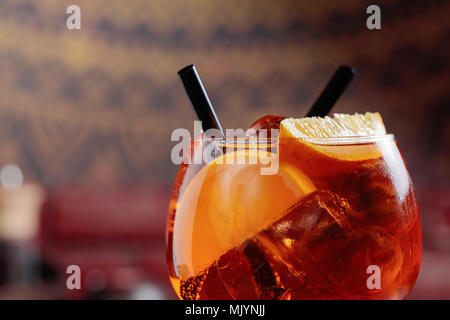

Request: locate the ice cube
(315, 160), (417, 234)
(204, 238), (286, 299)
(181, 190), (404, 299)
(256, 190), (403, 299)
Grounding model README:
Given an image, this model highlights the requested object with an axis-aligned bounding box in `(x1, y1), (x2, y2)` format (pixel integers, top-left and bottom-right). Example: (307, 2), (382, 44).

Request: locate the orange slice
(281, 112), (386, 139)
(173, 149), (315, 279)
(279, 112), (388, 177)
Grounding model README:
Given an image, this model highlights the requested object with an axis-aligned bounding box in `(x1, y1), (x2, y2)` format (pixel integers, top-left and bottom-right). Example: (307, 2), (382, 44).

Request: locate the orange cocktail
(166, 113), (421, 299)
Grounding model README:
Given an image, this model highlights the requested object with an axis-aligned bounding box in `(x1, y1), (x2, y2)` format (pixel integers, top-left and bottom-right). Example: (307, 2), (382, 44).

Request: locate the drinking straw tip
(178, 64), (195, 75)
(338, 65), (356, 76)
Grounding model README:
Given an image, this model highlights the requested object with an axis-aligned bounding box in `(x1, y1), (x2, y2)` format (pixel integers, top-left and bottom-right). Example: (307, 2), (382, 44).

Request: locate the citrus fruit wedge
(280, 112), (386, 139)
(279, 112), (388, 177)
(173, 149), (315, 279)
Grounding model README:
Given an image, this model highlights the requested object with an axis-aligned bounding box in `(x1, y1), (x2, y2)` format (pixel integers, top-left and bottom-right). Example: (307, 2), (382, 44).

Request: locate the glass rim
(202, 133), (395, 146)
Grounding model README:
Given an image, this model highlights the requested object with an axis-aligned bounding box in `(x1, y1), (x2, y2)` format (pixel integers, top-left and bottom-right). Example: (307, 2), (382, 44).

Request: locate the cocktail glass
(166, 134), (421, 300)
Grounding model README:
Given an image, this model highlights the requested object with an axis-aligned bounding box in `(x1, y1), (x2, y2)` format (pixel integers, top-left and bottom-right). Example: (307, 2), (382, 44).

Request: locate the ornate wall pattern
(0, 0), (448, 186)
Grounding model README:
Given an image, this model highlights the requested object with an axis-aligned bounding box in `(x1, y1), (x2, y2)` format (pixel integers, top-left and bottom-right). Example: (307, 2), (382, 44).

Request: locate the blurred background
(0, 0), (448, 299)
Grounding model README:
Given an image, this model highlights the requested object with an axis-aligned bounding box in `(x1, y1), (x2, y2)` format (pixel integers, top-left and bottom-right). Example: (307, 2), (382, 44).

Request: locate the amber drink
(166, 113), (421, 300)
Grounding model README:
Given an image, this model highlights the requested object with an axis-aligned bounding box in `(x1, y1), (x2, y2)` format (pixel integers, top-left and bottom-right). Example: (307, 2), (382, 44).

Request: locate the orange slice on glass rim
(279, 112), (388, 177)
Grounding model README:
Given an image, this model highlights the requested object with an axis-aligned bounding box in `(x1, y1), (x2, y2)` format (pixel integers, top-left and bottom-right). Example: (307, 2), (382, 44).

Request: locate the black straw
(177, 64), (224, 137)
(306, 65), (355, 117)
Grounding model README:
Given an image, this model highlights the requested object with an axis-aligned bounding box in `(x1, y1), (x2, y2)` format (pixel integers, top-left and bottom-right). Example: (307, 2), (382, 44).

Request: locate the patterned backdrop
(0, 0), (448, 189)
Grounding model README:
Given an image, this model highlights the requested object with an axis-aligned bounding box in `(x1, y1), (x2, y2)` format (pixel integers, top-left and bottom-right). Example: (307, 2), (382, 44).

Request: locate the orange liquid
(166, 139), (422, 300)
